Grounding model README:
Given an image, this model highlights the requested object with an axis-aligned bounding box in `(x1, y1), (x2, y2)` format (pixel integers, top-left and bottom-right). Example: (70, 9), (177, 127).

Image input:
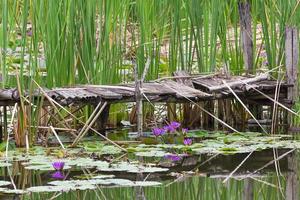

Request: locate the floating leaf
(0, 162), (12, 167)
(135, 150), (166, 157)
(93, 174), (115, 179)
(0, 180), (11, 187)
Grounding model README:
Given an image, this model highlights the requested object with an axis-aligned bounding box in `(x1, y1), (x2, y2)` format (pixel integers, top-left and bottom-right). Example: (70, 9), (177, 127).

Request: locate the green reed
(1, 0), (300, 141)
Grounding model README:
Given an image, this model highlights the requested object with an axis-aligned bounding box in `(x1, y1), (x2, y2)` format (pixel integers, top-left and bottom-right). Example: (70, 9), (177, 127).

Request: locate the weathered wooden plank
(55, 88), (98, 100)
(161, 80), (212, 99)
(87, 85), (134, 98)
(193, 74), (268, 92)
(85, 87), (123, 100)
(0, 89), (17, 100)
(141, 83), (176, 96)
(192, 75), (248, 91)
(173, 71), (193, 86)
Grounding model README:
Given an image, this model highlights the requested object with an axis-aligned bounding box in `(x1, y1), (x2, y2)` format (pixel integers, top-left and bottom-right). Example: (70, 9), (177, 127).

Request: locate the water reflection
(0, 149), (298, 199)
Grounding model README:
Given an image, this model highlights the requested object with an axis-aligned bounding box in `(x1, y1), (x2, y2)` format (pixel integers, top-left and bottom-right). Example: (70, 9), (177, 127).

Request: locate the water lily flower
(182, 128), (188, 134)
(183, 138), (192, 146)
(52, 161), (65, 171)
(163, 125), (175, 133)
(152, 128), (165, 137)
(170, 121), (181, 129)
(164, 154), (181, 161)
(51, 171), (65, 179)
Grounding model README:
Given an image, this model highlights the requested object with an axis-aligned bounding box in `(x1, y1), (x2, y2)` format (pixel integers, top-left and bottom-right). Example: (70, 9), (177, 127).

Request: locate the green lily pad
(135, 150), (166, 157)
(0, 180), (11, 187)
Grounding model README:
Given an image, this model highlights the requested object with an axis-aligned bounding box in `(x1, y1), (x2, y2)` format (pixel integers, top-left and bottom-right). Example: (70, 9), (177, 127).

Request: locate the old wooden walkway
(0, 73), (293, 106)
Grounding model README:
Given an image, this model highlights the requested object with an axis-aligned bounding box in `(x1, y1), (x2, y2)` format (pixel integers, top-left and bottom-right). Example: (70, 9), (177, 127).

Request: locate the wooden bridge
(0, 73), (293, 107)
(0, 72), (294, 147)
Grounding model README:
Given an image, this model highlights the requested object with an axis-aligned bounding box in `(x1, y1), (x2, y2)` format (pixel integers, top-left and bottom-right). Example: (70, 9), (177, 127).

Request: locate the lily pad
(0, 162), (12, 167)
(93, 174), (115, 179)
(135, 150), (166, 157)
(0, 188), (27, 194)
(0, 180), (11, 187)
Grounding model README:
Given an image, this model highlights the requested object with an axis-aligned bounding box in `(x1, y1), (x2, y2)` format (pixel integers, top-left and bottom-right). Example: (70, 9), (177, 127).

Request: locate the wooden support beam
(285, 27), (299, 102)
(285, 27), (299, 127)
(134, 61), (143, 137)
(97, 103), (110, 134)
(238, 0), (253, 74)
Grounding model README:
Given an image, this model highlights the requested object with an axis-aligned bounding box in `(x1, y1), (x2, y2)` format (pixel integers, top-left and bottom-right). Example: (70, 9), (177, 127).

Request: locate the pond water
(0, 130), (299, 200)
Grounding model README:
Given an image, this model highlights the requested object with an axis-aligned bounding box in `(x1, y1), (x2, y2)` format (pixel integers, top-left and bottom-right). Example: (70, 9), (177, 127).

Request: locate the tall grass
(0, 0), (300, 140)
(0, 0), (299, 87)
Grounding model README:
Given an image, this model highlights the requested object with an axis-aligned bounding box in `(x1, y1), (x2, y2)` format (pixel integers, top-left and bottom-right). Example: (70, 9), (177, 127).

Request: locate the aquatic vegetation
(152, 128), (166, 137)
(183, 138), (193, 146)
(152, 121), (190, 146)
(0, 180), (11, 187)
(52, 161), (65, 171)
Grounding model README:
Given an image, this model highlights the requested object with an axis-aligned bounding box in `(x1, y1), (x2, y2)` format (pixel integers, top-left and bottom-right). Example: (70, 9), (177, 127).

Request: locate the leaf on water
(0, 180), (11, 187)
(93, 174), (115, 179)
(135, 150), (166, 157)
(27, 185), (72, 193)
(106, 178), (134, 186)
(0, 162), (12, 167)
(99, 146), (122, 155)
(128, 166), (169, 173)
(25, 164), (71, 171)
(219, 147), (238, 152)
(98, 161), (168, 173)
(133, 181), (162, 187)
(0, 188), (27, 194)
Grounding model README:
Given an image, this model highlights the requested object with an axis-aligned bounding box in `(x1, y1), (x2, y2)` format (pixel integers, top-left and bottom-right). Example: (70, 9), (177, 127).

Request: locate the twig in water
(50, 126), (65, 149)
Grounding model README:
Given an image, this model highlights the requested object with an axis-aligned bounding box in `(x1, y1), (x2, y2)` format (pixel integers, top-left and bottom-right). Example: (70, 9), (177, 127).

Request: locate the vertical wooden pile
(238, 0), (253, 74)
(239, 1), (254, 199)
(285, 26), (299, 200)
(239, 0), (262, 126)
(285, 27), (299, 125)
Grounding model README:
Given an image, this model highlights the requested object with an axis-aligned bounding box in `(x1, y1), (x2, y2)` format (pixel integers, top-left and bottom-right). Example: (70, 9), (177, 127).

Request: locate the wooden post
(238, 0), (253, 74)
(134, 61), (143, 136)
(286, 27), (299, 100)
(96, 103), (110, 135)
(3, 106), (7, 141)
(239, 0), (264, 130)
(285, 26), (299, 128)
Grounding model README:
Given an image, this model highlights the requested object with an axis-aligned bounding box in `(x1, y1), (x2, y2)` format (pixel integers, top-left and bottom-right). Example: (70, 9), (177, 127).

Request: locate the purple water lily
(170, 121), (181, 129)
(51, 171), (65, 179)
(164, 154), (182, 161)
(52, 161), (65, 171)
(163, 121), (181, 133)
(163, 125), (175, 133)
(152, 128), (165, 137)
(183, 138), (192, 146)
